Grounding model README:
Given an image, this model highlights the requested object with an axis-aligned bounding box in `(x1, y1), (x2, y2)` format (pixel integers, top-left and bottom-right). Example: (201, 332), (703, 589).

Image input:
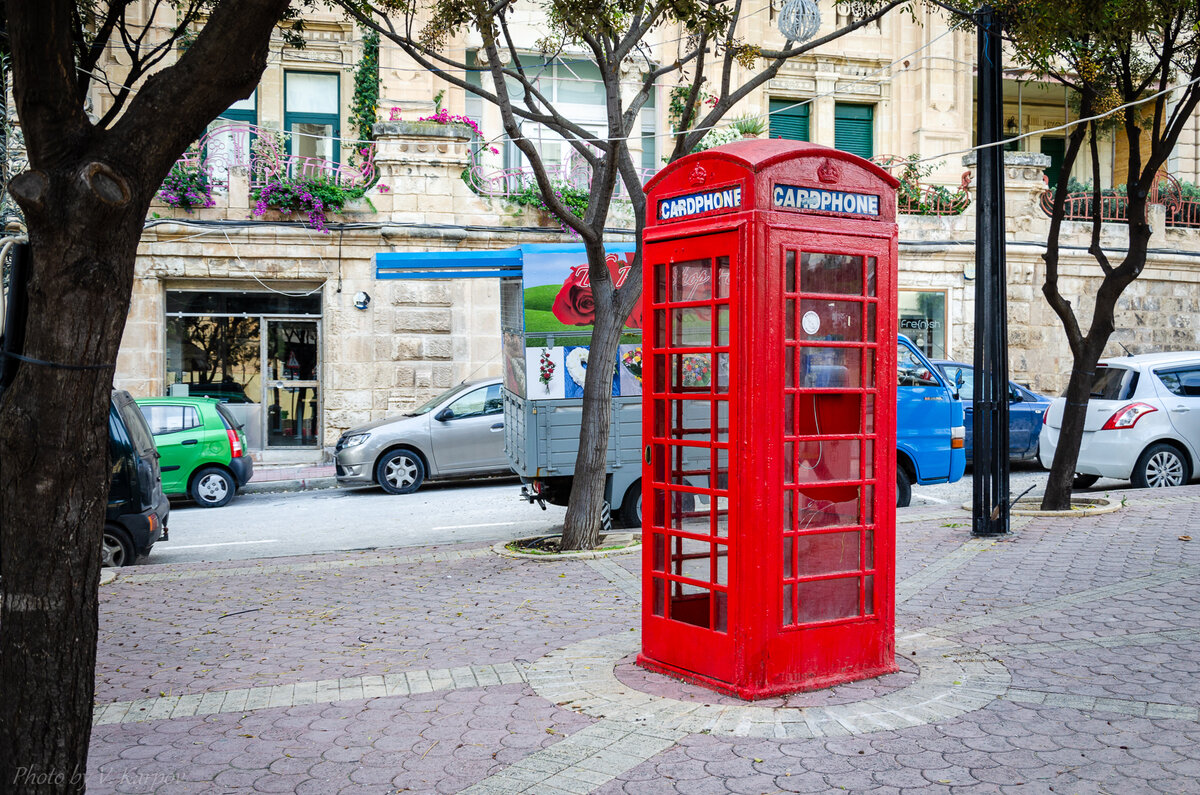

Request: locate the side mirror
(954, 369), (965, 389)
(435, 408), (453, 422)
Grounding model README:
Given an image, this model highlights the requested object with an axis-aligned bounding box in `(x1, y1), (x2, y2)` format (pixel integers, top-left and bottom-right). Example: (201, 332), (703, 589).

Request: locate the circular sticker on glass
(801, 310), (821, 335)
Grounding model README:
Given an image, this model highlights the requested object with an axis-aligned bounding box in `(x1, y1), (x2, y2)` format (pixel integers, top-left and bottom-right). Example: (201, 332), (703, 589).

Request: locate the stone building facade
(96, 7), (1200, 461)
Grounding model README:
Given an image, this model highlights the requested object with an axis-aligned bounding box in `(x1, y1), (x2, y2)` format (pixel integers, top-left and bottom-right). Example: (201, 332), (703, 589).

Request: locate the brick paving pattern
(86, 485), (1200, 793)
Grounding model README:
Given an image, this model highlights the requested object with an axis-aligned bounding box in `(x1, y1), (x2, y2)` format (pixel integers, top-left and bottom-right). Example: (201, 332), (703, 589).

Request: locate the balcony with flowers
(150, 123), (380, 232)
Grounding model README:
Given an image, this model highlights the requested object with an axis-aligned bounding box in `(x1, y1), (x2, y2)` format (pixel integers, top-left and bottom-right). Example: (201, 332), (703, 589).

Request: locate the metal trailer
(503, 391), (644, 523)
(497, 242), (645, 524)
(375, 243), (644, 521)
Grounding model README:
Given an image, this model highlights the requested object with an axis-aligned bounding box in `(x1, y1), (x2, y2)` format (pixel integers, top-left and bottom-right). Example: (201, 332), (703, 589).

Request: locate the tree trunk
(1040, 345), (1105, 510)
(0, 171), (143, 792)
(560, 290), (626, 551)
(0, 1), (288, 786)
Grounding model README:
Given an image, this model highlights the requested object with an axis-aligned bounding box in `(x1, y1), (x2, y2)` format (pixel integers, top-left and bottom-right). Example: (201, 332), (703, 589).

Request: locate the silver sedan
(334, 378), (512, 494)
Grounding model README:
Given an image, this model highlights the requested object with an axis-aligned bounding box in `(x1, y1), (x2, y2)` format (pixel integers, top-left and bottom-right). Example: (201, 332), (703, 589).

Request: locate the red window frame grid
(646, 249), (736, 632)
(780, 247), (880, 630)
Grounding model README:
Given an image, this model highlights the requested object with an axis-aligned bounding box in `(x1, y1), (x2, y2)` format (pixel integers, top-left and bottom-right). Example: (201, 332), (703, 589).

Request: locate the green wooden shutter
(769, 99), (810, 141)
(834, 103), (874, 159)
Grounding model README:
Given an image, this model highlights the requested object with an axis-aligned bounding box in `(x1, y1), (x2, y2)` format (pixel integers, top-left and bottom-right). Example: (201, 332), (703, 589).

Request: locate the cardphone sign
(773, 184), (880, 216)
(657, 185), (743, 222)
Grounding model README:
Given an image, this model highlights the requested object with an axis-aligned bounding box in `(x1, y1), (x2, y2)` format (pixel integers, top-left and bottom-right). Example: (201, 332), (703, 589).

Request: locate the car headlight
(341, 433), (371, 449)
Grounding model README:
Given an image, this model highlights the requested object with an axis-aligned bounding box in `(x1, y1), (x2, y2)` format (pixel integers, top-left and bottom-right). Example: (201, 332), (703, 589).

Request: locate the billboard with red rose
(519, 244), (640, 335)
(502, 243), (642, 401)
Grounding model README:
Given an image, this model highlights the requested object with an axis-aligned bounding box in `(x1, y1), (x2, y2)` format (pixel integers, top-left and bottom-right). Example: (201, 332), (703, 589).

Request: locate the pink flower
(389, 107), (403, 121)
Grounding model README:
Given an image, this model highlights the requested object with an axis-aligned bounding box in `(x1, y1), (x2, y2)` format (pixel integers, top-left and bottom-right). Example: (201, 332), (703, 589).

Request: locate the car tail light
(227, 428), (243, 458)
(951, 426), (965, 449)
(1100, 402), (1158, 430)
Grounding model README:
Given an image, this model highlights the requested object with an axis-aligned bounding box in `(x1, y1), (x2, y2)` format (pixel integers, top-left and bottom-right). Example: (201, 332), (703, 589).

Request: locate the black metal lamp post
(972, 5), (1011, 536)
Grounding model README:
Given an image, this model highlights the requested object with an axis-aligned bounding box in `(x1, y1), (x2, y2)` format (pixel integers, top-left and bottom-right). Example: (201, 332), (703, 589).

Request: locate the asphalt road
(146, 477), (565, 566)
(139, 464), (1140, 567)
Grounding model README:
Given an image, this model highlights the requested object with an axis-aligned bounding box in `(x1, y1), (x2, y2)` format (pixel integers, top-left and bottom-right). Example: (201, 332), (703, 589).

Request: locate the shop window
(165, 290), (322, 450)
(769, 99), (810, 142)
(898, 291), (946, 358)
(285, 72), (340, 163)
(834, 103), (874, 160)
(166, 290), (320, 316)
(165, 316), (262, 404)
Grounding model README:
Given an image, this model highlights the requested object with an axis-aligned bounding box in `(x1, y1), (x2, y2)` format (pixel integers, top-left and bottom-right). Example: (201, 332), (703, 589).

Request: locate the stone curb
(241, 476), (339, 495)
(492, 536), (641, 561)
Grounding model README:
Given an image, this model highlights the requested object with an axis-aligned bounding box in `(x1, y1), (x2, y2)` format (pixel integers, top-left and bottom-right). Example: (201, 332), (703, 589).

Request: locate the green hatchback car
(136, 397), (254, 508)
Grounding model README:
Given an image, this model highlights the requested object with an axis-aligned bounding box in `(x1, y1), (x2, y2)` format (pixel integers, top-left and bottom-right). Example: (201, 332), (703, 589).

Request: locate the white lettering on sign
(772, 184), (880, 217)
(658, 186), (743, 221)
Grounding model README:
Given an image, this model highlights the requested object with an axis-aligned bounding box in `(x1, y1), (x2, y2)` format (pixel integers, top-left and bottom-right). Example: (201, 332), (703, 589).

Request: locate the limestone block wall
(915, 151), (1200, 397)
(115, 222), (562, 450)
(118, 122), (572, 453)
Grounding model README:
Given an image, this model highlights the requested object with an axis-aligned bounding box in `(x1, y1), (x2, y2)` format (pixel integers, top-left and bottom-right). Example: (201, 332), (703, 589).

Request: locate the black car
(106, 390), (169, 567)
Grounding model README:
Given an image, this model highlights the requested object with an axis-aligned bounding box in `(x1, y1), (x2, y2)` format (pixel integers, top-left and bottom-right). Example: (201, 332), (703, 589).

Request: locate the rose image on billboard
(551, 265), (596, 326)
(548, 256), (642, 330)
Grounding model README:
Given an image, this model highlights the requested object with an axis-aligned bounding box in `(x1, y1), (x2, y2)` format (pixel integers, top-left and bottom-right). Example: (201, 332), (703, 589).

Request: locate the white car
(1040, 351), (1200, 488)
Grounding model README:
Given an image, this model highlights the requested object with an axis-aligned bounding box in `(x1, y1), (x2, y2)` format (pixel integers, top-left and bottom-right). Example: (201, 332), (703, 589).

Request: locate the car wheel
(376, 449), (425, 495)
(1131, 443), (1191, 489)
(1072, 473), (1100, 489)
(619, 480), (642, 528)
(897, 467), (913, 508)
(102, 526), (135, 568)
(190, 466), (235, 508)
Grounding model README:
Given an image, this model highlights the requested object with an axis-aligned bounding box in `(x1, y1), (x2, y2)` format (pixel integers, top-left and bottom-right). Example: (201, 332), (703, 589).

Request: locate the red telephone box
(638, 140), (899, 698)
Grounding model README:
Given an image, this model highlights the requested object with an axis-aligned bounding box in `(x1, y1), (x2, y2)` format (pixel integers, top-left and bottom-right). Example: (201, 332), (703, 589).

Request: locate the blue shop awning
(377, 244), (626, 281)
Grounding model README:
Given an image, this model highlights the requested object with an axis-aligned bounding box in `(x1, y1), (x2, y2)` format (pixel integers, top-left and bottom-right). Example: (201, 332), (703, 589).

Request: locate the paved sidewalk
(88, 490), (1200, 793)
(243, 463), (337, 494)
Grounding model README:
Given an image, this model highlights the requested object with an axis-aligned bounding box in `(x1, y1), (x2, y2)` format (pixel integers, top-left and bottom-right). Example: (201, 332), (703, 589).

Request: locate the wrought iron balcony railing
(173, 123), (376, 192)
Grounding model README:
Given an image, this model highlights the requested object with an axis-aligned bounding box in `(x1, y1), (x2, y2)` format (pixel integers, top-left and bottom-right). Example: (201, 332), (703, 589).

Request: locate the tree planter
(959, 496), (1121, 516)
(494, 533), (641, 560)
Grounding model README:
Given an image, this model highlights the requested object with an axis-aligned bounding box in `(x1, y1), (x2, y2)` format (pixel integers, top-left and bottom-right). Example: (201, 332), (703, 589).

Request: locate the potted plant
(731, 114), (767, 139)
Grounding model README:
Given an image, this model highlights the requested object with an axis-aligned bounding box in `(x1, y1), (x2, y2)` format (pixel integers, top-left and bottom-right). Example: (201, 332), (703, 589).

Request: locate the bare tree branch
(1041, 114), (1091, 359)
(103, 0), (293, 185)
(1086, 121), (1112, 276)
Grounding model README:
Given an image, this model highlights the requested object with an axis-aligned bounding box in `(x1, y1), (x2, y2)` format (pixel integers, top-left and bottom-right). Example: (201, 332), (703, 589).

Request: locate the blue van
(896, 335), (967, 506)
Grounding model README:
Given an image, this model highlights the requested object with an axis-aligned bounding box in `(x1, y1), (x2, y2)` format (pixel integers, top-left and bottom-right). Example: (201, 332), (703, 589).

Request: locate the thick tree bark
(0, 2), (290, 790)
(0, 199), (142, 793)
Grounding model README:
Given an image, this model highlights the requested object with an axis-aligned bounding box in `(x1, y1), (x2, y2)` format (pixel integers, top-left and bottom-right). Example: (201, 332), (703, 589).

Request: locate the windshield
(409, 383), (475, 416)
(1089, 366), (1138, 400)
